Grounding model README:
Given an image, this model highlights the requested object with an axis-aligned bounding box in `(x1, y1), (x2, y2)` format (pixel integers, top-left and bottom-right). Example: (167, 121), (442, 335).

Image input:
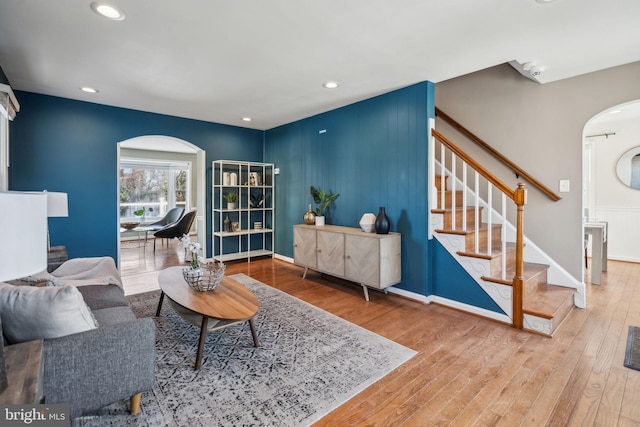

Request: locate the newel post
(513, 183), (527, 329)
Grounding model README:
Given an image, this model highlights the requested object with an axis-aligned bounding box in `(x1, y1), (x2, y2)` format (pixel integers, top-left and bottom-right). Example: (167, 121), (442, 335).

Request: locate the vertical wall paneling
(433, 239), (504, 313)
(265, 82), (433, 295)
(10, 92), (263, 260)
(11, 83), (496, 307)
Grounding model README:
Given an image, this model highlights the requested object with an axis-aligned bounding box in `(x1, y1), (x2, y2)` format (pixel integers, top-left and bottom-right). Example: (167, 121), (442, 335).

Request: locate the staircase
(429, 129), (583, 337)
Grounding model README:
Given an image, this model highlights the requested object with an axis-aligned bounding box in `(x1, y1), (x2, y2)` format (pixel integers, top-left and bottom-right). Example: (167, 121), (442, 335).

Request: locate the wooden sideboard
(293, 224), (401, 301)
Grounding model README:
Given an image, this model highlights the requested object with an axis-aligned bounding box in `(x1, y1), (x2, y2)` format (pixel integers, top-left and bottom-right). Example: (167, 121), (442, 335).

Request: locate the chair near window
(153, 209), (197, 252)
(146, 207), (185, 232)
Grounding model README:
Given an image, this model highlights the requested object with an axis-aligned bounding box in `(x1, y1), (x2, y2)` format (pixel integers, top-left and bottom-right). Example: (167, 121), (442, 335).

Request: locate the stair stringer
(433, 212), (568, 335)
(523, 314), (553, 336)
(432, 214), (512, 322)
(432, 160), (586, 309)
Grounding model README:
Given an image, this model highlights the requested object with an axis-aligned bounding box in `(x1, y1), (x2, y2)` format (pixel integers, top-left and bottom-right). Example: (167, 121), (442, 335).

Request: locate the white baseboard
(273, 255), (510, 323)
(430, 295), (511, 324)
(386, 287), (430, 304)
(274, 253), (294, 263)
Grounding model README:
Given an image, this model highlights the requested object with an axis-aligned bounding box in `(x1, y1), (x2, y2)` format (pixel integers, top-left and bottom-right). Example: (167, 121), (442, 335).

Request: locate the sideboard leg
(361, 285), (370, 302)
(302, 267), (308, 279)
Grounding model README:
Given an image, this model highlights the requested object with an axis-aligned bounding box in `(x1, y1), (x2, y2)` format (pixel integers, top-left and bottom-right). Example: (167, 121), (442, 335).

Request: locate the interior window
(119, 159), (190, 222)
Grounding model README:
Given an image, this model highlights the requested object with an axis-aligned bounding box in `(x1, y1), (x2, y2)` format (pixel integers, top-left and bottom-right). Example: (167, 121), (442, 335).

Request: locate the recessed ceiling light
(90, 2), (125, 21)
(535, 0), (556, 3)
(609, 109), (622, 114)
(323, 81), (339, 89)
(81, 87), (99, 94)
(242, 117), (252, 122)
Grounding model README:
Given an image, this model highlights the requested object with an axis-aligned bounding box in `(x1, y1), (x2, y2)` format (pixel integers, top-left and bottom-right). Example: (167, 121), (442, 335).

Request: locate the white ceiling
(1, 0), (639, 131)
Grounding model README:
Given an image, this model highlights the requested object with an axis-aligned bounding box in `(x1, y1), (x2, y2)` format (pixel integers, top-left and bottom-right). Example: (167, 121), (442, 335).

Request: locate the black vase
(375, 206), (390, 234)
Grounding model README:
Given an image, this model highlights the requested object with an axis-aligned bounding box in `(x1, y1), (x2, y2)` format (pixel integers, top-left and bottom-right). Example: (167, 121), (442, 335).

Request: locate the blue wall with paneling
(432, 240), (504, 312)
(264, 82), (434, 295)
(9, 84), (502, 311)
(9, 92), (263, 260)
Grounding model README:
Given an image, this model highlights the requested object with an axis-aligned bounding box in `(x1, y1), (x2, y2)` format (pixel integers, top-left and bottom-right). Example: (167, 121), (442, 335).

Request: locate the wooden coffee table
(156, 266), (260, 370)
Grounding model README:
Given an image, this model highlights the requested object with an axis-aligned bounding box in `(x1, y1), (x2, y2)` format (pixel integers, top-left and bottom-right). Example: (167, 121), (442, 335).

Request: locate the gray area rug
(73, 273), (416, 426)
(624, 326), (640, 370)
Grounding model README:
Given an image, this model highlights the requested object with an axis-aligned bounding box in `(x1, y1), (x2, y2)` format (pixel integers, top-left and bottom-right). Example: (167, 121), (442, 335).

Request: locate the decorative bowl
(120, 221), (140, 230)
(359, 213), (376, 233)
(183, 262), (226, 291)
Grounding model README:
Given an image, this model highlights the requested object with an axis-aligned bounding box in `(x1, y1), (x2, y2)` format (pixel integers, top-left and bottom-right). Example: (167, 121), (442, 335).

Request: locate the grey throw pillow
(0, 283), (98, 344)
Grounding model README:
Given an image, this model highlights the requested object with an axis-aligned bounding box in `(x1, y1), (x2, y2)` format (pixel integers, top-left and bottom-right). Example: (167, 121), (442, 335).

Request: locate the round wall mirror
(616, 146), (640, 190)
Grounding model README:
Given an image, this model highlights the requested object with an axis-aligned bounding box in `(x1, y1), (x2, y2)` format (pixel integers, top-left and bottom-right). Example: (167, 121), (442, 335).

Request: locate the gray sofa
(0, 258), (156, 419)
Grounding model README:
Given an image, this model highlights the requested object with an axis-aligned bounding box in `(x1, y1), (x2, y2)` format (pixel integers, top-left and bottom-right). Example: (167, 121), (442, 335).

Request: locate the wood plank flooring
(120, 242), (640, 426)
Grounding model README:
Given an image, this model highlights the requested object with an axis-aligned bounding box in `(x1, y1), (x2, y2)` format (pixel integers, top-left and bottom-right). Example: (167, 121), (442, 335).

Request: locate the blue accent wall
(432, 239), (504, 313)
(9, 84), (497, 309)
(10, 92), (263, 260)
(264, 82), (434, 295)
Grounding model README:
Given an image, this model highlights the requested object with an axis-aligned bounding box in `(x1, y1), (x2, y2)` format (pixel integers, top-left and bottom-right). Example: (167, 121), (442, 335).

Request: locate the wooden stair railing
(432, 129), (528, 329)
(435, 107), (561, 202)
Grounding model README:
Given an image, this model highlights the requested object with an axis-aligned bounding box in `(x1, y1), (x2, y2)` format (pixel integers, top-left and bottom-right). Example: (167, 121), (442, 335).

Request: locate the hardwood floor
(120, 243), (640, 426)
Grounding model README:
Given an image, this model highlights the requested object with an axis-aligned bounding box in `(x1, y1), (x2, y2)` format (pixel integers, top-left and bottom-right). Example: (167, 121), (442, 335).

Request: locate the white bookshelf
(212, 160), (274, 262)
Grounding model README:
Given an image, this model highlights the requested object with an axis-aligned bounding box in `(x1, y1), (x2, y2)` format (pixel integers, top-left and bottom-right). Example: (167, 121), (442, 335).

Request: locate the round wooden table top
(158, 266), (259, 321)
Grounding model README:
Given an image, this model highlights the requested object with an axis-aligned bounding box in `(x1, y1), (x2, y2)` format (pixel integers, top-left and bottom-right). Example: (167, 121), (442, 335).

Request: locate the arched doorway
(117, 136), (206, 291)
(583, 100), (640, 263)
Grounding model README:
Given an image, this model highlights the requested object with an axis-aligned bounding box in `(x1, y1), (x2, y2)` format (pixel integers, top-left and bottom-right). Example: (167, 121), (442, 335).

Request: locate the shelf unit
(212, 160), (274, 262)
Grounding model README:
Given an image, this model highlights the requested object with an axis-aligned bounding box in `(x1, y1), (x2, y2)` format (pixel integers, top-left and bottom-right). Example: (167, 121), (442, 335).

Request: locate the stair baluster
(462, 162), (467, 231)
(430, 126), (577, 336)
(501, 193), (507, 281)
(474, 171), (480, 253)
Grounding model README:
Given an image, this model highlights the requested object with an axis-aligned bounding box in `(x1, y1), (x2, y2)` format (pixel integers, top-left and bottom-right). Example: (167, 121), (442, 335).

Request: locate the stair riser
(524, 269), (548, 296)
(464, 225), (502, 253)
(437, 190), (464, 209)
(550, 296), (574, 333)
(434, 175), (448, 190)
(489, 249), (517, 276)
(442, 208), (483, 229)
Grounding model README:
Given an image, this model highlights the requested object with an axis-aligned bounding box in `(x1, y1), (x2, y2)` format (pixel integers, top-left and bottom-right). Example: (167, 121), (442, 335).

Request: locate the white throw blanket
(51, 257), (123, 288)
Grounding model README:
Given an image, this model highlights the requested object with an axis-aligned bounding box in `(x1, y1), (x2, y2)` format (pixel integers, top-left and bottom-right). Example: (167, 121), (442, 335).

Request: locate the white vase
(315, 216), (325, 226)
(359, 213), (376, 232)
(223, 172), (230, 186)
(230, 173), (238, 186)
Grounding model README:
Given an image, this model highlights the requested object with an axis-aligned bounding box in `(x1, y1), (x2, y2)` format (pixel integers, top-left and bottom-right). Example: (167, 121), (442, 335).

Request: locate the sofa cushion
(91, 306), (137, 327)
(76, 284), (128, 311)
(0, 283), (98, 344)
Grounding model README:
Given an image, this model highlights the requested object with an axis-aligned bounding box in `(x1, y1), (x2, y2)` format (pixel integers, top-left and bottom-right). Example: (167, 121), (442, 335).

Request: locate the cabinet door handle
(317, 249), (321, 253)
(345, 255), (351, 259)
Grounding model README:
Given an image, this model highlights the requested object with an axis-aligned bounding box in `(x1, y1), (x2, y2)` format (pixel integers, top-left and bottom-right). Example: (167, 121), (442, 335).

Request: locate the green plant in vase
(310, 186), (339, 226)
(224, 193), (238, 209)
(133, 207), (145, 224)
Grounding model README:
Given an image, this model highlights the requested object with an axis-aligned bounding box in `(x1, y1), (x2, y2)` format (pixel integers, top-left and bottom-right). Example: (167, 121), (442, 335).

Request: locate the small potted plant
(133, 207), (145, 224)
(224, 193), (238, 209)
(310, 186), (339, 226)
